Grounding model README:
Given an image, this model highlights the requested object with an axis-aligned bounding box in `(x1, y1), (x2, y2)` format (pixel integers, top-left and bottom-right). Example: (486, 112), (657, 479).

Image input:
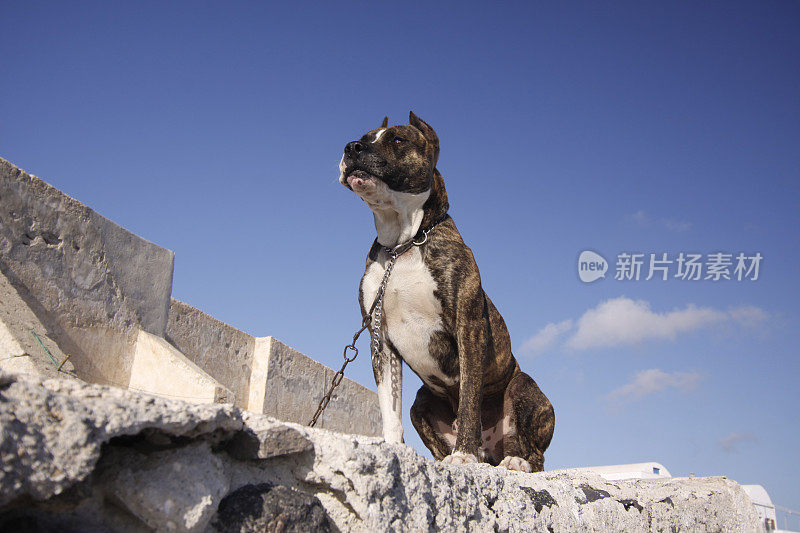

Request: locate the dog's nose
(344, 141), (365, 157)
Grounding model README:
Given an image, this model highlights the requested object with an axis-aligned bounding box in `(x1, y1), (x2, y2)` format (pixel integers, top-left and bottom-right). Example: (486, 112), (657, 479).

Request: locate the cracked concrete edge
(0, 372), (762, 532)
(0, 371), (244, 506)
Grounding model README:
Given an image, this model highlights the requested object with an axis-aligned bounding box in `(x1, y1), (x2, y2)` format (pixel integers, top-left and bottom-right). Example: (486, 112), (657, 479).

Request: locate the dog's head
(339, 111), (440, 202)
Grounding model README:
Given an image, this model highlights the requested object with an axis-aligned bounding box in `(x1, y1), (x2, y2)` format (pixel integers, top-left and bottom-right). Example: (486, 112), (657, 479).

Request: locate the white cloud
(626, 210), (692, 232)
(520, 297), (770, 353)
(629, 210), (648, 224)
(605, 368), (701, 405)
(718, 432), (758, 453)
(520, 319), (573, 355)
(728, 305), (769, 327)
(661, 219), (692, 232)
(566, 297), (727, 350)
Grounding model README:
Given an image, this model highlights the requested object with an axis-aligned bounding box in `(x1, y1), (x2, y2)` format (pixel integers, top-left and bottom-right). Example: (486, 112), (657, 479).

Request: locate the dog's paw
(498, 456), (532, 473)
(442, 451), (479, 466)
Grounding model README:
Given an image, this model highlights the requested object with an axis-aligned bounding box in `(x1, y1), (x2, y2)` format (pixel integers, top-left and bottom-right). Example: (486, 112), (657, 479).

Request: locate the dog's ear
(409, 111), (438, 145)
(381, 116), (389, 128)
(409, 111), (439, 164)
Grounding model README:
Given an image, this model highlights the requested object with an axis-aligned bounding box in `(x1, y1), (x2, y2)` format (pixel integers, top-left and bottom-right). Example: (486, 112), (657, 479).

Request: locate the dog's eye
(393, 137), (405, 144)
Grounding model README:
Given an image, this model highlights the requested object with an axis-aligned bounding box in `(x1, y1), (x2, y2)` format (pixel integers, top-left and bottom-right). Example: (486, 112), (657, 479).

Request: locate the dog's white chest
(362, 248), (453, 387)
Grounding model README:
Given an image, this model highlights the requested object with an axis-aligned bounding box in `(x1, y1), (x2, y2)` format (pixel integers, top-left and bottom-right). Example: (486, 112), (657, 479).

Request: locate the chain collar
(381, 214), (449, 257)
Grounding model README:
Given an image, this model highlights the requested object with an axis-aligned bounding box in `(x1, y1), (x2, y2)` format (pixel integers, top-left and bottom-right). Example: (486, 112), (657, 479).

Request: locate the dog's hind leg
(410, 385), (457, 461)
(500, 371), (555, 472)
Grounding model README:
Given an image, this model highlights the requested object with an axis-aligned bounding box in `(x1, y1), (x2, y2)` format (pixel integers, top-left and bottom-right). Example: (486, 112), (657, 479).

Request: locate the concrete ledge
(249, 336), (381, 436)
(166, 299), (381, 436)
(254, 336), (323, 424)
(129, 329), (234, 404)
(0, 373), (762, 532)
(0, 157), (174, 387)
(0, 270), (76, 379)
(166, 299), (255, 409)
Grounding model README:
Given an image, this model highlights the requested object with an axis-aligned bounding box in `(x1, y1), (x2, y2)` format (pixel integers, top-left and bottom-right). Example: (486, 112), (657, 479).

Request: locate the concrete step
(129, 329), (234, 404)
(1, 269), (232, 403)
(167, 299), (381, 436)
(0, 269), (77, 380)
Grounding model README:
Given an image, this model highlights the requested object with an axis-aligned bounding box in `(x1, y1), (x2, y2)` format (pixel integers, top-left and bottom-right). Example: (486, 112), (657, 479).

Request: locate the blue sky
(2, 0), (799, 517)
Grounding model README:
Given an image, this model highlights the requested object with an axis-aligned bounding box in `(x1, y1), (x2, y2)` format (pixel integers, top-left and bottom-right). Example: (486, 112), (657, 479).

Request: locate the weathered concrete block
(0, 157), (174, 387)
(129, 329), (234, 404)
(253, 336), (325, 424)
(166, 300), (381, 436)
(101, 442), (229, 532)
(226, 415), (313, 460)
(1, 158), (377, 436)
(0, 269), (76, 379)
(254, 336), (381, 437)
(0, 373), (763, 533)
(166, 299), (255, 409)
(321, 362), (384, 438)
(0, 372), (243, 510)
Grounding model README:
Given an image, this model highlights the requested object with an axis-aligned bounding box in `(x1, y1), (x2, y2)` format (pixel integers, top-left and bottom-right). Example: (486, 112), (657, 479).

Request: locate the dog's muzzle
(346, 169), (378, 193)
(344, 140), (366, 158)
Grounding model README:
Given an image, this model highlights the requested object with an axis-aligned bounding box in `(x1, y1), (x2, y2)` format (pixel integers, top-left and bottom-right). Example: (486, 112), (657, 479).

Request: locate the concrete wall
(166, 299), (255, 409)
(255, 336), (381, 436)
(0, 158), (174, 388)
(128, 330), (234, 404)
(320, 360), (383, 438)
(257, 336), (381, 437)
(0, 269), (77, 380)
(166, 299), (381, 436)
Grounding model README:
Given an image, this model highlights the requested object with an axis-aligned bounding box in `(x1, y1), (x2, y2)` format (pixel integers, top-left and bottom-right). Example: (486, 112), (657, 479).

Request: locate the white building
(742, 485), (780, 531)
(567, 461), (672, 481)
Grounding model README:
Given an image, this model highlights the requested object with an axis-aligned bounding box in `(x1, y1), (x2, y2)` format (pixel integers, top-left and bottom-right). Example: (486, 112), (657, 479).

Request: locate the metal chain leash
(308, 313), (372, 427)
(308, 221), (441, 427)
(308, 249), (399, 427)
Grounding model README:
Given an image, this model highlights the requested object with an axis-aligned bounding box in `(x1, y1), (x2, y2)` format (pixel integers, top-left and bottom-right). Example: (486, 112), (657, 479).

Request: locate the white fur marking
(371, 128), (387, 143)
(348, 174), (430, 246)
(346, 156), (430, 246)
(338, 154), (346, 184)
(362, 247), (454, 389)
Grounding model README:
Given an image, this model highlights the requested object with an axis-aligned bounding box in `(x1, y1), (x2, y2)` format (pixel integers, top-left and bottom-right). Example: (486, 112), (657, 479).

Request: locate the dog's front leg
(372, 345), (404, 443)
(442, 277), (487, 466)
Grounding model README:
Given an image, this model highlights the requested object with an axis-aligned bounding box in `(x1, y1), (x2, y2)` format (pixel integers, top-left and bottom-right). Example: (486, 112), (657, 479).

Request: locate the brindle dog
(339, 112), (554, 471)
